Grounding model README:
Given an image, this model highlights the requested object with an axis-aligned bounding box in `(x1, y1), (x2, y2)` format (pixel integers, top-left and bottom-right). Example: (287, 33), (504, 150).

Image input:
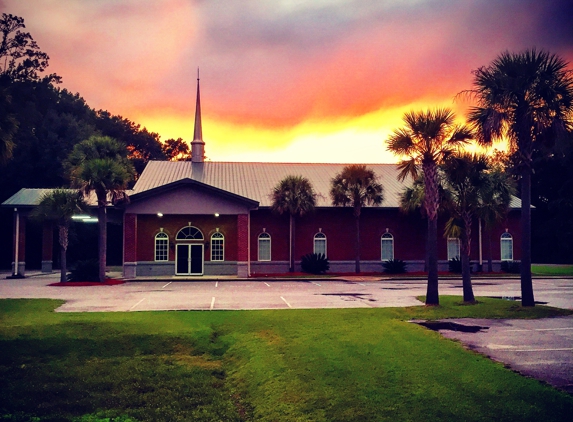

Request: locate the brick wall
(124, 213), (137, 262)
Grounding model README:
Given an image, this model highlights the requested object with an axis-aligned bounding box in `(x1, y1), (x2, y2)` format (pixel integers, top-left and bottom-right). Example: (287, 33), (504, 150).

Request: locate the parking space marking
(264, 282), (270, 287)
(358, 283), (366, 286)
(215, 281), (218, 288)
(162, 282), (172, 288)
(312, 282), (321, 286)
(504, 328), (573, 332)
(488, 344), (573, 352)
(210, 297), (215, 310)
(130, 298), (146, 311)
(280, 296), (292, 308)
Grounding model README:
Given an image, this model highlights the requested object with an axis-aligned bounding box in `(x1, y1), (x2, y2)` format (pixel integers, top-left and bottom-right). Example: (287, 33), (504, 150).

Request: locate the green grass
(1, 298), (572, 421)
(532, 264), (573, 276)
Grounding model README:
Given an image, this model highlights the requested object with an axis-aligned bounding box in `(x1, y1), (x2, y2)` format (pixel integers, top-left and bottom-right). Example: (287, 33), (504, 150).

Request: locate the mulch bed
(48, 279), (125, 287)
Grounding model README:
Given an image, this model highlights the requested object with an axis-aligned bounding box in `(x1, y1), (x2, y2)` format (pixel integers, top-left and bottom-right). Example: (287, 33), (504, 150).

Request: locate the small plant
(501, 260), (520, 273)
(301, 253), (329, 274)
(382, 259), (407, 274)
(448, 257), (462, 273)
(68, 259), (100, 282)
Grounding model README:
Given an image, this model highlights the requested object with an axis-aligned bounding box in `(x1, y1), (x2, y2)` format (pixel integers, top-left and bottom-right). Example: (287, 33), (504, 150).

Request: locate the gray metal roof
(3, 161), (523, 209)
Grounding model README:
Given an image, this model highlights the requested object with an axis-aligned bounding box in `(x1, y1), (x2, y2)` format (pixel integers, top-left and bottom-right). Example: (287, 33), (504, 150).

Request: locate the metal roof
(1, 189), (114, 207)
(3, 161), (523, 209)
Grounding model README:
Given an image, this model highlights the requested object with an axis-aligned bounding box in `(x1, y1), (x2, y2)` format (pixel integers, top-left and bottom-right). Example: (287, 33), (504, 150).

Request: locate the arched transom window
(447, 238), (460, 260)
(381, 233), (394, 261)
(176, 226), (204, 241)
(258, 232), (271, 261)
(500, 232), (513, 261)
(313, 232), (327, 257)
(155, 232), (169, 261)
(211, 232), (224, 261)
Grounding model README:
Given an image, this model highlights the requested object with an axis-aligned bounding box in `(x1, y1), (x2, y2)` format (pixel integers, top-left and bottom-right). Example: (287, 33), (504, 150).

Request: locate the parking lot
(1, 273), (572, 393)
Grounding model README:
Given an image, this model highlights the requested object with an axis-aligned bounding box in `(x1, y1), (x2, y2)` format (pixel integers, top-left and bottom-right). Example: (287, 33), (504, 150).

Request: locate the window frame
(211, 232), (225, 261)
(381, 232), (394, 261)
(313, 232), (327, 257)
(154, 232), (169, 262)
(258, 232), (271, 261)
(447, 237), (460, 260)
(176, 226), (204, 241)
(500, 232), (513, 261)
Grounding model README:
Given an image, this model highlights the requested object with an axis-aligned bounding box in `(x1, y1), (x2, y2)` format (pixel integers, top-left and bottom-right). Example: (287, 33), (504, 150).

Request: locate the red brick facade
(124, 213), (137, 262)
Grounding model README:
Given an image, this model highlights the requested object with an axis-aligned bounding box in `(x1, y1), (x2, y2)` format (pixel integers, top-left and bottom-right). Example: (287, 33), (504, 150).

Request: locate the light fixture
(72, 215), (91, 220)
(157, 212), (163, 217)
(83, 217), (99, 223)
(214, 213), (220, 217)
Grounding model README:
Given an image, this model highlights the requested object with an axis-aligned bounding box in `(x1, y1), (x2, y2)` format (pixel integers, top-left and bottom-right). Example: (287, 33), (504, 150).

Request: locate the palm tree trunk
(461, 212), (475, 303)
(289, 214), (295, 273)
(520, 167), (534, 306)
(486, 227), (493, 273)
(98, 200), (107, 282)
(355, 213), (361, 274)
(58, 224), (68, 283)
(426, 216), (439, 305)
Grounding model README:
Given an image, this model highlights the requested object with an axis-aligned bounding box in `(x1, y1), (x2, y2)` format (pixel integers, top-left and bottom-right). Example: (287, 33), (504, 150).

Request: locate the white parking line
(215, 281), (218, 288)
(130, 298), (146, 311)
(280, 296), (292, 308)
(488, 344), (573, 352)
(359, 283), (366, 286)
(210, 297), (215, 310)
(264, 282), (270, 287)
(504, 328), (573, 332)
(162, 282), (172, 288)
(312, 282), (321, 286)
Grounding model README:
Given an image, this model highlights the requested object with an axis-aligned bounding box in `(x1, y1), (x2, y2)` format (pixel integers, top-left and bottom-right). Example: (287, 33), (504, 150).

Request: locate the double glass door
(176, 244), (203, 275)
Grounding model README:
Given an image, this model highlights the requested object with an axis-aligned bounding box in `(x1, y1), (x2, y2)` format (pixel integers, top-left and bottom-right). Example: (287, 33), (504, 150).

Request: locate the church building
(3, 78), (522, 278)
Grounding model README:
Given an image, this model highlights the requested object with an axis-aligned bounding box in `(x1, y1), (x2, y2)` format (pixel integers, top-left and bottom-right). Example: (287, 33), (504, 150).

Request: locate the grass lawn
(531, 264), (573, 276)
(1, 298), (572, 422)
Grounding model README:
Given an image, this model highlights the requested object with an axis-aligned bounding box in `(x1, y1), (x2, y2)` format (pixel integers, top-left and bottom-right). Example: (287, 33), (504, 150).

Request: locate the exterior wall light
(157, 212), (163, 217)
(214, 213), (220, 217)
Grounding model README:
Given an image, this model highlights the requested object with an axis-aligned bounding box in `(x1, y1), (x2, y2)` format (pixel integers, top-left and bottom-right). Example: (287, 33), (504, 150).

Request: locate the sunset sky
(2, 0), (572, 163)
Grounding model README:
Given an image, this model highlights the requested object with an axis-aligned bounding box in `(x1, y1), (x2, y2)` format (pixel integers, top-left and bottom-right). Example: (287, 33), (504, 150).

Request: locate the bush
(382, 259), (407, 274)
(68, 259), (100, 282)
(448, 257), (462, 273)
(501, 260), (520, 273)
(301, 253), (329, 274)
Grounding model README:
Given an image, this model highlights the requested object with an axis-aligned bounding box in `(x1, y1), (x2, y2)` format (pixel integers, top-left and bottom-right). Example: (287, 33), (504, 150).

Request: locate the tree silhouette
(270, 175), (317, 273)
(66, 136), (134, 282)
(466, 49), (573, 306)
(387, 109), (472, 305)
(330, 165), (384, 273)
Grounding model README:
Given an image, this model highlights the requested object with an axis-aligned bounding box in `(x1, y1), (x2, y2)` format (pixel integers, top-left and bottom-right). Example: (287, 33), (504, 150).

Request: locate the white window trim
(211, 232), (225, 262)
(313, 232), (327, 257)
(258, 233), (271, 261)
(154, 232), (169, 262)
(500, 232), (513, 261)
(447, 237), (460, 260)
(381, 233), (394, 261)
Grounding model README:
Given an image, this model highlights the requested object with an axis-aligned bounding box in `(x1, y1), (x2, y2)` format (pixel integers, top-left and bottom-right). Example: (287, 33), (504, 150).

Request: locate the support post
(123, 213), (137, 278)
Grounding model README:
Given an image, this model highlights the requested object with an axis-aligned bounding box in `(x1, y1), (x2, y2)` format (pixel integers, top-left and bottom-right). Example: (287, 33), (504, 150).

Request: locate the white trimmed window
(313, 232), (327, 257)
(155, 232), (169, 261)
(500, 232), (513, 261)
(258, 232), (271, 261)
(447, 238), (460, 260)
(176, 226), (204, 240)
(381, 233), (394, 261)
(211, 232), (224, 261)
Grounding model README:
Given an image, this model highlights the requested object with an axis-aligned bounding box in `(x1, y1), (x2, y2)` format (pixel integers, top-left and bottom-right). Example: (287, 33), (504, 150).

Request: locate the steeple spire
(191, 67), (205, 163)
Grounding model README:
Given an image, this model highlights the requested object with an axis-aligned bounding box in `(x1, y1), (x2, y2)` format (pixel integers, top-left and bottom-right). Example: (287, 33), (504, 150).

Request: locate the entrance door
(175, 244), (203, 275)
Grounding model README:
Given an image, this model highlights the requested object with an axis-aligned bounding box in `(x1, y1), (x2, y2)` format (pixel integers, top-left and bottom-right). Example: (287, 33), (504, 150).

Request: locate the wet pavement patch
(415, 321), (489, 333)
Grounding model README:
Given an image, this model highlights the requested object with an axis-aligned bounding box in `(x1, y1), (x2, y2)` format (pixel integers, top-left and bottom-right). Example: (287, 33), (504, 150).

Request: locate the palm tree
(466, 49), (573, 306)
(387, 108), (472, 305)
(66, 136), (135, 282)
(330, 165), (384, 273)
(270, 175), (317, 273)
(441, 153), (490, 303)
(31, 189), (88, 282)
(477, 164), (516, 272)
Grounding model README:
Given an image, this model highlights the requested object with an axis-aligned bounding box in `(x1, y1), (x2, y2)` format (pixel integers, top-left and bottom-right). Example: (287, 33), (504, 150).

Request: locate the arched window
(313, 232), (327, 257)
(447, 238), (460, 260)
(500, 232), (513, 261)
(176, 226), (204, 241)
(381, 233), (394, 261)
(258, 232), (271, 261)
(155, 232), (169, 261)
(211, 232), (224, 261)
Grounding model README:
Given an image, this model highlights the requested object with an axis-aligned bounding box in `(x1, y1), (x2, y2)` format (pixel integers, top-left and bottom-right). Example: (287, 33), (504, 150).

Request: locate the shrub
(501, 260), (520, 273)
(301, 253), (329, 274)
(68, 259), (100, 282)
(448, 257), (462, 273)
(382, 259), (407, 274)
